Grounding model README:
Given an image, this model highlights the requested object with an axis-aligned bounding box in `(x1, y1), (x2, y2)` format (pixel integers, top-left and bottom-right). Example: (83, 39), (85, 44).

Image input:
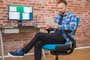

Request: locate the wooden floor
(1, 48), (90, 60)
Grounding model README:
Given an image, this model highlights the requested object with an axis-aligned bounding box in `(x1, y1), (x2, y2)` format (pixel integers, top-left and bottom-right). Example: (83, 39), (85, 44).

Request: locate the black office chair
(42, 18), (80, 60)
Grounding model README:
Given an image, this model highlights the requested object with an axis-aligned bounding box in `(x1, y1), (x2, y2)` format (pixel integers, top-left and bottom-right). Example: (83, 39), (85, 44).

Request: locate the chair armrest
(46, 28), (73, 33)
(65, 33), (76, 54)
(64, 34), (76, 55)
(63, 30), (76, 47)
(67, 34), (76, 48)
(45, 28), (56, 33)
(63, 30), (72, 34)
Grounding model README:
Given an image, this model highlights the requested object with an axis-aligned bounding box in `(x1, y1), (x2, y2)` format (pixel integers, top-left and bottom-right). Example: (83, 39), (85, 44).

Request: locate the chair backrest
(71, 17), (80, 35)
(74, 17), (80, 34)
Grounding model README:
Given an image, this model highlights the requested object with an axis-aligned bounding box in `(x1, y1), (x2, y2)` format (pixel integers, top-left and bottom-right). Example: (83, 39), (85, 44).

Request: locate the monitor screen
(8, 5), (33, 21)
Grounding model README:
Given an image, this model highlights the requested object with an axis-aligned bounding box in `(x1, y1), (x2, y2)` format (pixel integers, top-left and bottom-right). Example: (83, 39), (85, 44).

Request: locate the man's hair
(57, 0), (67, 5)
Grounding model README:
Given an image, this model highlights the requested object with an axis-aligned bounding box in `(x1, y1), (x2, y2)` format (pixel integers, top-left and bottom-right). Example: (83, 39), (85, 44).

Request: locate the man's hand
(37, 21), (60, 29)
(52, 23), (60, 28)
(37, 23), (50, 29)
(48, 23), (60, 28)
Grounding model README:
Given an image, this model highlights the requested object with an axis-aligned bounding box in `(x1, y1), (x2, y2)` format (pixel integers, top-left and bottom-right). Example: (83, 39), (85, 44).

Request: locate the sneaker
(8, 48), (24, 57)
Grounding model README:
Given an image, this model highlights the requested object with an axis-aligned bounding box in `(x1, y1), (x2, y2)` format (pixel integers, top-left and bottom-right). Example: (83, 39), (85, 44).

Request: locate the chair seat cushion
(42, 44), (66, 51)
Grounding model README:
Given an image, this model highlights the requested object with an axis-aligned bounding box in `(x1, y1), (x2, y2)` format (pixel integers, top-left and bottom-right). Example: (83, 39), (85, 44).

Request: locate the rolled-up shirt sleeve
(54, 14), (61, 24)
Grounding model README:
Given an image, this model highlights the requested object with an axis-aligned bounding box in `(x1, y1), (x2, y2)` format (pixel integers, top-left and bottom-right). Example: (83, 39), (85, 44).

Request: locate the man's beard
(59, 11), (65, 15)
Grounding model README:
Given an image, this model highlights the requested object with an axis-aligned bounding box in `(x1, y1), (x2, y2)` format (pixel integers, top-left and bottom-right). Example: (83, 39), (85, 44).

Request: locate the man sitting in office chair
(8, 0), (78, 60)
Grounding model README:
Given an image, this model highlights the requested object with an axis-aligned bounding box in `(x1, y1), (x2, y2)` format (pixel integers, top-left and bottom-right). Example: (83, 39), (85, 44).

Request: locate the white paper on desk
(9, 12), (20, 20)
(24, 7), (32, 13)
(9, 6), (17, 12)
(22, 13), (29, 20)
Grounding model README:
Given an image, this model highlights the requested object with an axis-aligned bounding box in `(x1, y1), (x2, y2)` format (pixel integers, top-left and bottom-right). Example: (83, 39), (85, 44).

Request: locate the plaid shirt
(54, 12), (78, 43)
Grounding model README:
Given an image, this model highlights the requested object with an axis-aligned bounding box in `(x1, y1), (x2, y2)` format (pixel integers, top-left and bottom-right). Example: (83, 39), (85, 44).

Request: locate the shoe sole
(8, 53), (24, 58)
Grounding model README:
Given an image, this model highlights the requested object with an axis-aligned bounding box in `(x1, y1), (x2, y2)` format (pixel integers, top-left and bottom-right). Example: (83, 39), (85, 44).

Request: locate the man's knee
(35, 41), (43, 48)
(37, 32), (43, 35)
(36, 32), (47, 36)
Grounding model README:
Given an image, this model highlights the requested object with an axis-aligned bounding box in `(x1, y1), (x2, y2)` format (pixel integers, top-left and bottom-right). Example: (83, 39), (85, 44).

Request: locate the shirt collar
(63, 11), (70, 16)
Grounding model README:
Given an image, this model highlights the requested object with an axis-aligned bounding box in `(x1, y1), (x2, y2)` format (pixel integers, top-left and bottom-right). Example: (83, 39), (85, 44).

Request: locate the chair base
(55, 55), (59, 60)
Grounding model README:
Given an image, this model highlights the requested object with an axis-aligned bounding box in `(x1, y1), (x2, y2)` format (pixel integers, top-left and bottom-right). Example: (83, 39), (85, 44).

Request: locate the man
(8, 0), (77, 60)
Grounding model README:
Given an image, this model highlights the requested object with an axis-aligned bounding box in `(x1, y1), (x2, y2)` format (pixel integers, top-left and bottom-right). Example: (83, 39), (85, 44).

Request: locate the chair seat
(42, 44), (66, 51)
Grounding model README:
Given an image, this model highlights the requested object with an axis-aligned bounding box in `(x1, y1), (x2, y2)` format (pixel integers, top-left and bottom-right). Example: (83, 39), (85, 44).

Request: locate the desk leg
(0, 30), (4, 60)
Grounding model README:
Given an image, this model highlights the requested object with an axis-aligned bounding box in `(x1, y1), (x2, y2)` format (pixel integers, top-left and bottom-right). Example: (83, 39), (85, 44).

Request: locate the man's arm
(46, 14), (61, 29)
(62, 15), (78, 43)
(47, 23), (60, 28)
(61, 15), (77, 31)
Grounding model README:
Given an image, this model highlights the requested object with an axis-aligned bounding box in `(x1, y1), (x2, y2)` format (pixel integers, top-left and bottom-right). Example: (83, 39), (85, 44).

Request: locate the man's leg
(23, 32), (65, 53)
(8, 32), (65, 56)
(34, 41), (43, 60)
(8, 32), (51, 56)
(23, 32), (50, 53)
(34, 35), (65, 60)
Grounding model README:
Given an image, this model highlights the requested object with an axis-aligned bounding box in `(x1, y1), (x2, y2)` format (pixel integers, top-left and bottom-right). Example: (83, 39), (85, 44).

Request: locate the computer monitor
(8, 5), (33, 21)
